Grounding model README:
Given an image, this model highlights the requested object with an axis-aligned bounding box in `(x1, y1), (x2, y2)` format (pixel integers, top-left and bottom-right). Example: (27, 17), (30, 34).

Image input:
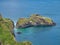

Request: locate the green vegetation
(17, 18), (29, 25)
(0, 14), (32, 45)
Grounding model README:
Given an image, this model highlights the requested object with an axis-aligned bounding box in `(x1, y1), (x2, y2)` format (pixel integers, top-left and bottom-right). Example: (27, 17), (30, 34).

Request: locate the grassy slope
(0, 17), (32, 45)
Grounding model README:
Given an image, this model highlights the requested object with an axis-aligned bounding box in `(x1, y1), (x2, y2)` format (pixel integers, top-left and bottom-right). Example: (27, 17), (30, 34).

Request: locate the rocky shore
(16, 14), (56, 28)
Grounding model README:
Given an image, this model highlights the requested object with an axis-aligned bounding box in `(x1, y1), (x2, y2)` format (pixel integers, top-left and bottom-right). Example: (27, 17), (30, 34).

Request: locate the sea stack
(16, 14), (56, 28)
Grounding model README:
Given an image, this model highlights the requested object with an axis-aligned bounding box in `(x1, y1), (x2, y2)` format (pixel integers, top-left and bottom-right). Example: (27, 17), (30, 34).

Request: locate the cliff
(0, 14), (32, 45)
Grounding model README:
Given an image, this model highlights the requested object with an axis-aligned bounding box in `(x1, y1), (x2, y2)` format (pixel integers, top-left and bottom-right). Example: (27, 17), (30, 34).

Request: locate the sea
(0, 0), (60, 45)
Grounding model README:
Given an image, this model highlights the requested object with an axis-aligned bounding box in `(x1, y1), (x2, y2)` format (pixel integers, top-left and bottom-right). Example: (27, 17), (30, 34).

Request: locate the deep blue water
(0, 0), (60, 45)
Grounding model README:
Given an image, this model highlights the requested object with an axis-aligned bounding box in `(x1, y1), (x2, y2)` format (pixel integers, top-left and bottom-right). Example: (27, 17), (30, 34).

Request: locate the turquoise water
(15, 26), (60, 45)
(0, 0), (60, 45)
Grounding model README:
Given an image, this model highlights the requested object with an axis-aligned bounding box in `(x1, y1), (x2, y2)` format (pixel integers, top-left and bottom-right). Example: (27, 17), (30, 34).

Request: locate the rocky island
(0, 14), (32, 45)
(16, 14), (56, 28)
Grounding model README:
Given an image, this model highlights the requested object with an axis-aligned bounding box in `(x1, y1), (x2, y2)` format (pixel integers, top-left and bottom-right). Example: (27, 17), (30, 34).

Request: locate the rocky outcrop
(16, 14), (56, 28)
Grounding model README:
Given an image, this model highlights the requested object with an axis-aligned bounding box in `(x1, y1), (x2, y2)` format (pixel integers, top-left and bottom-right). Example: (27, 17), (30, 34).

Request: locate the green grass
(0, 28), (32, 45)
(0, 15), (32, 45)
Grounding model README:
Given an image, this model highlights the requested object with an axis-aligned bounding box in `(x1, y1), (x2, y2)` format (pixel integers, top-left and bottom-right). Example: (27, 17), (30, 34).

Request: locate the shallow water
(0, 0), (60, 45)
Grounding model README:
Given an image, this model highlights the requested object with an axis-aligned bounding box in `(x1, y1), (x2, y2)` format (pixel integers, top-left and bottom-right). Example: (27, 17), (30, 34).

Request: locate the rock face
(16, 14), (56, 28)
